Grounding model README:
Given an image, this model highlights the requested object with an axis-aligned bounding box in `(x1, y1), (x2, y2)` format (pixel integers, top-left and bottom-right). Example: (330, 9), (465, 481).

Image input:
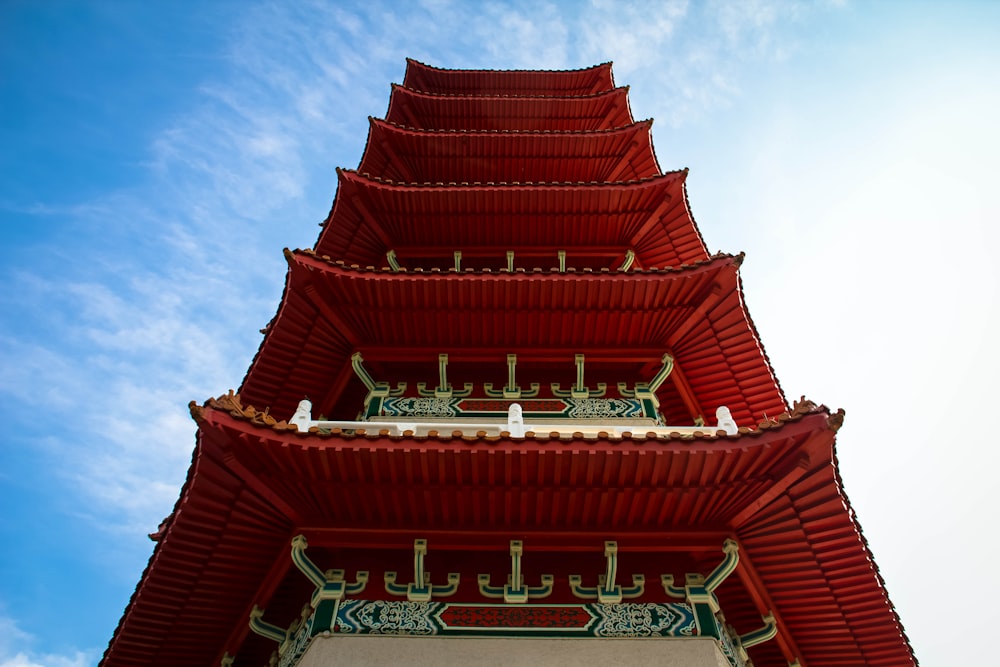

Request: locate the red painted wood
(104, 60), (914, 667)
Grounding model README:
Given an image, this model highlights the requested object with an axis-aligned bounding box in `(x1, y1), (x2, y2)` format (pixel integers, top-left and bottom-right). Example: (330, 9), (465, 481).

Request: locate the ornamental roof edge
(371, 115), (654, 136)
(196, 390), (833, 444)
(290, 246), (738, 276)
(340, 166), (686, 189)
(404, 57), (613, 75)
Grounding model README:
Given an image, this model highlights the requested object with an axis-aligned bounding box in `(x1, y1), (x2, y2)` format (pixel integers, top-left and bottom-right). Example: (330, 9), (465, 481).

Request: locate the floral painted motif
(567, 398), (644, 419)
(382, 397), (457, 418)
(592, 602), (696, 637)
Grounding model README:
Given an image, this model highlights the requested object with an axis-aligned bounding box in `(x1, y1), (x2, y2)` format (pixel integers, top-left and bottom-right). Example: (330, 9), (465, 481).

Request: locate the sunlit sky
(2, 1), (999, 664)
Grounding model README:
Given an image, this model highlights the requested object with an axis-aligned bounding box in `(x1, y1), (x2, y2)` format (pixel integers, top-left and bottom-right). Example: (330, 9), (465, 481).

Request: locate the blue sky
(2, 1), (998, 664)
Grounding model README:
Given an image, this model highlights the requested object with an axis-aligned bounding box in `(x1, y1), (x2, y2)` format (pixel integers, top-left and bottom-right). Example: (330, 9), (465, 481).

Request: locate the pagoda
(103, 60), (915, 666)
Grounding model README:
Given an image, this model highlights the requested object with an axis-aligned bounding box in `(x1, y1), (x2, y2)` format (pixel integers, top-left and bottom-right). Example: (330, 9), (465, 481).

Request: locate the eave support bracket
(740, 612), (778, 649)
(618, 248), (636, 272)
(291, 535), (368, 606)
(484, 354), (540, 398)
(347, 352), (406, 418)
(289, 535), (367, 636)
(618, 352), (673, 408)
(248, 606), (291, 650)
(569, 541), (645, 603)
(478, 540), (554, 603)
(418, 354), (473, 398)
(386, 249), (401, 272)
(552, 354), (607, 398)
(662, 539), (740, 640)
(385, 539), (460, 602)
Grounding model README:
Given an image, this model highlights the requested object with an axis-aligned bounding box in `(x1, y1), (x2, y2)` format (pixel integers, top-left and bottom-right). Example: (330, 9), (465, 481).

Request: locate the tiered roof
(357, 118), (660, 183)
(103, 60), (915, 667)
(386, 85), (634, 131)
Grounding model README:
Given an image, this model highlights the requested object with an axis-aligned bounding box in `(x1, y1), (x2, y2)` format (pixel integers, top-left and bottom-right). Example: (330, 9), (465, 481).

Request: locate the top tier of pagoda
(240, 59), (786, 431)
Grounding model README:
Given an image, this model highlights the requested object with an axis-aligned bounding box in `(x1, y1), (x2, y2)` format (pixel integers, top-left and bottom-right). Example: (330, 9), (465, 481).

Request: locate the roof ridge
(404, 57), (614, 75)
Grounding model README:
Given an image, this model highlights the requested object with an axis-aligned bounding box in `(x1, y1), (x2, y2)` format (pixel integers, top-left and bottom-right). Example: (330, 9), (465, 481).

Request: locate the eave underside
(102, 406), (914, 667)
(314, 170), (708, 269)
(357, 118), (660, 184)
(385, 85), (635, 131)
(239, 253), (786, 426)
(402, 59), (616, 96)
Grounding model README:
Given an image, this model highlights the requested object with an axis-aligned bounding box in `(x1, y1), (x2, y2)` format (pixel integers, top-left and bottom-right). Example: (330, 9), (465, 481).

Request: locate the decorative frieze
(249, 538), (770, 667)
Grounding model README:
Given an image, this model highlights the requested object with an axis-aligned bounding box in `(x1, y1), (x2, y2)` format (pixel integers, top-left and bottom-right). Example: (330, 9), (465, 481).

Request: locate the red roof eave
(315, 168), (708, 267)
(240, 250), (785, 424)
(402, 58), (616, 96)
(357, 117), (660, 184)
(385, 84), (635, 131)
(103, 396), (914, 665)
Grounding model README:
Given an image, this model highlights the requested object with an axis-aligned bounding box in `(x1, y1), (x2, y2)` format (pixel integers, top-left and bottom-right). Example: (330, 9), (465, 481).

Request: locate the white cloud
(470, 3), (570, 67)
(0, 653), (90, 667)
(0, 0), (860, 563)
(0, 615), (93, 667)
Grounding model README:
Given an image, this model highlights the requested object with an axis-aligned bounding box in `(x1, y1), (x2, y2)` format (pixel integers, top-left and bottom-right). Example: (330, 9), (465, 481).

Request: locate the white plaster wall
(297, 635), (731, 666)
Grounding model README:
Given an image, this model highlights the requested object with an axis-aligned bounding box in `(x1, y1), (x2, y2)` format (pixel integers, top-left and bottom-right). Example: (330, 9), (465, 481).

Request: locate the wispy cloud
(0, 615), (93, 667)
(0, 0), (853, 547)
(0, 0), (861, 659)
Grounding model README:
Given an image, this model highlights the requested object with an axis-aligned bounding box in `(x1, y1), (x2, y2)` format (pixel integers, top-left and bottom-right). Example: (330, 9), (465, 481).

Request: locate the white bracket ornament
(385, 539), (460, 602)
(478, 540), (554, 603)
(569, 541), (645, 603)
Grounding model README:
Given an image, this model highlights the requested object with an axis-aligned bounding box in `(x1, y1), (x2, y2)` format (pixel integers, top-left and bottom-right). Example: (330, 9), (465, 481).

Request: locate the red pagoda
(103, 60), (915, 666)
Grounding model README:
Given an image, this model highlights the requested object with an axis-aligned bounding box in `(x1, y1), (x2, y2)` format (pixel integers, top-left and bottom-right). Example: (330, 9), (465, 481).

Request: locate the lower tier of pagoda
(102, 394), (912, 667)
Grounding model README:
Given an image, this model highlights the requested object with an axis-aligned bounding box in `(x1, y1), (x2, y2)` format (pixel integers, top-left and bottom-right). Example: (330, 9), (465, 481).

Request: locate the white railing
(289, 401), (738, 438)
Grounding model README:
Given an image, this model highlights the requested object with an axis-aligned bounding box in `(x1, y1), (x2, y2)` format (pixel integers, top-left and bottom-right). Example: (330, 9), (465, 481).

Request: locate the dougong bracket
(248, 606), (289, 646)
(618, 248), (636, 272)
(646, 353), (675, 394)
(418, 354), (473, 398)
(552, 354), (607, 398)
(484, 354), (540, 398)
(290, 535), (367, 635)
(351, 352), (406, 398)
(569, 541), (645, 603)
(386, 249), (401, 272)
(662, 539), (740, 639)
(291, 535), (368, 606)
(385, 539), (460, 602)
(478, 540), (554, 603)
(740, 612), (778, 649)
